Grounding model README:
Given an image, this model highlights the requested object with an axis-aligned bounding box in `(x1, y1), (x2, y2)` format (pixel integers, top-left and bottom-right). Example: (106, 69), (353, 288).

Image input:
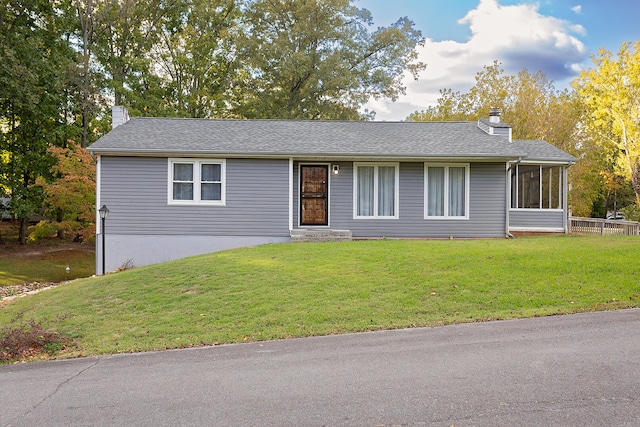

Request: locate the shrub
(621, 204), (640, 222)
(0, 320), (71, 362)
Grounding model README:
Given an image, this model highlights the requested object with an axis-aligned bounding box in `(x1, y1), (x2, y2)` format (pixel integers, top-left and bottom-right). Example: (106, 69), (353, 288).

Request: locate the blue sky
(359, 0), (640, 120)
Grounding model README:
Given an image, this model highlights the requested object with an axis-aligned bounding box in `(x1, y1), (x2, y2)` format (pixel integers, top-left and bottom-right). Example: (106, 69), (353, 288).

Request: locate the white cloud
(571, 5), (582, 14)
(368, 0), (588, 121)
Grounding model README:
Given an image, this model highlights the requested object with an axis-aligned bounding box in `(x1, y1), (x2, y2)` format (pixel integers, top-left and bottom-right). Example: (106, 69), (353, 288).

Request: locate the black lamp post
(99, 204), (109, 275)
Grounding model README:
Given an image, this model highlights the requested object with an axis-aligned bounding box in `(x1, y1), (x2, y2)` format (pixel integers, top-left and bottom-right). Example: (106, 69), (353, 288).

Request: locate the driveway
(1, 309), (639, 426)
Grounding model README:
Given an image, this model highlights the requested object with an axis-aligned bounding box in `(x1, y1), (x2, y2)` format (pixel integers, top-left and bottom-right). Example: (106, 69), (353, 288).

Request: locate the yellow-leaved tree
(408, 62), (600, 216)
(573, 41), (640, 205)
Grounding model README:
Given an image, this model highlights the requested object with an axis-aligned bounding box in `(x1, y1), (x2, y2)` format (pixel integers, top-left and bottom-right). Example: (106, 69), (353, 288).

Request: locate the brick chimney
(112, 106), (130, 129)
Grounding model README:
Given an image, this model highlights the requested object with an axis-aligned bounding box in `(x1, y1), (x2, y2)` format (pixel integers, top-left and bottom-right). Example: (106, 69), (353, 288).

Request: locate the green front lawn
(1, 236), (638, 361)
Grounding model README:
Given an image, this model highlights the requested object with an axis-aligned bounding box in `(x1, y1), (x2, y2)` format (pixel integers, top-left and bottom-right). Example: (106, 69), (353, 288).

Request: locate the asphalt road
(2, 309), (639, 426)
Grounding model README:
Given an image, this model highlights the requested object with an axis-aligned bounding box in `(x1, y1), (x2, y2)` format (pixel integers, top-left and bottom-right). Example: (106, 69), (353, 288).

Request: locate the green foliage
(151, 0), (241, 118)
(0, 0), (77, 242)
(0, 237), (638, 360)
(93, 0), (171, 106)
(235, 0), (425, 119)
(598, 172), (637, 217)
(621, 205), (640, 222)
(62, 0), (426, 121)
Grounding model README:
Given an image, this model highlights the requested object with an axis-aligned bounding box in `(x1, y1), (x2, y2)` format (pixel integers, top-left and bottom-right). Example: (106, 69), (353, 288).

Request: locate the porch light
(99, 204), (110, 220)
(332, 164), (340, 175)
(99, 205), (109, 275)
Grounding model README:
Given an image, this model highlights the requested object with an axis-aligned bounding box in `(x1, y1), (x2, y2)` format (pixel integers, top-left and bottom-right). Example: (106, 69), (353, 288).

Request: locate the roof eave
(518, 157), (578, 165)
(88, 148), (526, 162)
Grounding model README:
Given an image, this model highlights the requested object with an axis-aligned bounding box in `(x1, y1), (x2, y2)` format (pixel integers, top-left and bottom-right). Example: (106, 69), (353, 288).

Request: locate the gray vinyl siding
(477, 121), (510, 139)
(293, 161), (507, 238)
(509, 210), (566, 230)
(493, 128), (510, 138)
(100, 156), (290, 236)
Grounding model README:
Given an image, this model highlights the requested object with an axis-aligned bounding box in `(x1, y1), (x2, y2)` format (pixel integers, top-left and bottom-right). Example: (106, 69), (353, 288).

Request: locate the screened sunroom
(509, 162), (569, 232)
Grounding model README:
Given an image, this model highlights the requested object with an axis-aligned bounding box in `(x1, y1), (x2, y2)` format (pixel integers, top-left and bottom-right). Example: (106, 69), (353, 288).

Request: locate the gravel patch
(0, 281), (70, 304)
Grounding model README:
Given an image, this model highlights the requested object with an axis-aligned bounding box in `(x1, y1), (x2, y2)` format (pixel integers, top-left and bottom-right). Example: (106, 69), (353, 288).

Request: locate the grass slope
(1, 236), (639, 360)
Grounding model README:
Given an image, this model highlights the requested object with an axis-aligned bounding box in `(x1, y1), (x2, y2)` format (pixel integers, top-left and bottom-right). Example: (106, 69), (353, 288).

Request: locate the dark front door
(300, 165), (328, 226)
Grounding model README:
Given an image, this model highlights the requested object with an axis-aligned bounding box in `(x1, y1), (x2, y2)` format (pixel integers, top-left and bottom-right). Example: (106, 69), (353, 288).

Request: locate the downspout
(563, 164), (571, 233)
(95, 154), (102, 274)
(288, 158), (294, 234)
(505, 157), (521, 238)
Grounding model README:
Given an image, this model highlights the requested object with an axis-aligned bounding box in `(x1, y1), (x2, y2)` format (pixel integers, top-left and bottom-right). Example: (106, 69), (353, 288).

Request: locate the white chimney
(489, 107), (501, 124)
(112, 106), (130, 129)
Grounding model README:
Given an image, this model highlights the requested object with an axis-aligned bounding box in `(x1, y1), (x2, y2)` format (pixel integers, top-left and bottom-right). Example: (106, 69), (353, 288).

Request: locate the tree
(408, 61), (514, 122)
(152, 0), (240, 118)
(87, 0), (188, 118)
(0, 0), (76, 243)
(64, 0), (426, 122)
(235, 0), (425, 120)
(406, 88), (471, 122)
(407, 63), (581, 144)
(572, 41), (640, 205)
(30, 142), (96, 242)
(72, 0), (118, 147)
(408, 62), (599, 216)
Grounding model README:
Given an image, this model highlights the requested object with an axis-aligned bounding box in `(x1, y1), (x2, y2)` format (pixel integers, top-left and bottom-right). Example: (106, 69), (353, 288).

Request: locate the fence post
(600, 221), (605, 236)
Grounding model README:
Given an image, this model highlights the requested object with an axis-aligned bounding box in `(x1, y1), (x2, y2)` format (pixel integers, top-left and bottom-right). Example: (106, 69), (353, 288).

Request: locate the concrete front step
(290, 229), (353, 242)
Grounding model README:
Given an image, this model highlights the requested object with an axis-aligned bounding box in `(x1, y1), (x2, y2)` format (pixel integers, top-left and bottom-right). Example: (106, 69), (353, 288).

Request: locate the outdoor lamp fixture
(99, 204), (109, 275)
(332, 164), (340, 175)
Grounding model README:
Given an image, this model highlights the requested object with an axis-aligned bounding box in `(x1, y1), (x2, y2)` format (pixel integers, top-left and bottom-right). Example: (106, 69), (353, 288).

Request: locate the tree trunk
(632, 160), (640, 206)
(56, 209), (65, 239)
(19, 217), (27, 244)
(77, 0), (93, 148)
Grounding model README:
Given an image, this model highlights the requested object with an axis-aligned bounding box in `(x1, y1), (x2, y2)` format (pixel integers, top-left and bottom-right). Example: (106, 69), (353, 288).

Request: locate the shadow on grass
(0, 242), (95, 286)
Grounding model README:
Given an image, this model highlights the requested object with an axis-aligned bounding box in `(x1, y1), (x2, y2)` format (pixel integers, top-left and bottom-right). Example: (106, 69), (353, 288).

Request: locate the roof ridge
(125, 116), (477, 125)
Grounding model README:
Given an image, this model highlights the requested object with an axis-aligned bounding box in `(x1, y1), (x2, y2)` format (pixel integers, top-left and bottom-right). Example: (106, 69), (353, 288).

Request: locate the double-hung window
(168, 159), (225, 205)
(354, 163), (399, 218)
(425, 163), (469, 219)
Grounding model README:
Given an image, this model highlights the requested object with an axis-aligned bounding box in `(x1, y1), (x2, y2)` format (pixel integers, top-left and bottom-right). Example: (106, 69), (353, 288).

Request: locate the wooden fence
(569, 217), (640, 236)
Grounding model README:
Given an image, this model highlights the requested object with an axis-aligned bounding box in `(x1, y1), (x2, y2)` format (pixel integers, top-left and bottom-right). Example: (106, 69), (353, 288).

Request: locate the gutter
(87, 148), (526, 163)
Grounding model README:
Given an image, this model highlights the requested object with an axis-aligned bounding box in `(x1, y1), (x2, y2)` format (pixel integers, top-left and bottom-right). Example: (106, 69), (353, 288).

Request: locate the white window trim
(168, 158), (226, 206)
(424, 163), (470, 220)
(353, 162), (399, 219)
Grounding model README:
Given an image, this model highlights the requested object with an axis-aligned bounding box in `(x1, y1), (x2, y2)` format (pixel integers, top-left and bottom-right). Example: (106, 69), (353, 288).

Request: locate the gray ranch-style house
(89, 107), (576, 274)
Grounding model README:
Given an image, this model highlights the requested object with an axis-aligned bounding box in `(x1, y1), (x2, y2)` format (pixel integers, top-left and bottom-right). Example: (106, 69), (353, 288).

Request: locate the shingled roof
(511, 139), (577, 163)
(89, 117), (576, 163)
